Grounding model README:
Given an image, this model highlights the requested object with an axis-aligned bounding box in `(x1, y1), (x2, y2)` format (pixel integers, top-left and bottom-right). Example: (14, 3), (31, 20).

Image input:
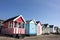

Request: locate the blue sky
(0, 0), (60, 27)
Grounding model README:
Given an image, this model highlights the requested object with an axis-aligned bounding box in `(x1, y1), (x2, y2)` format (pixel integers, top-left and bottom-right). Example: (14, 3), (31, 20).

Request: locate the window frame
(8, 21), (12, 28)
(14, 21), (17, 28)
(19, 22), (25, 28)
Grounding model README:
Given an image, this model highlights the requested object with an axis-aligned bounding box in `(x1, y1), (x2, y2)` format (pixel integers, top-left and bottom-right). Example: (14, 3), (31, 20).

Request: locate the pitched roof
(36, 21), (40, 24)
(49, 25), (54, 28)
(41, 24), (48, 26)
(3, 15), (19, 23)
(26, 20), (32, 22)
(36, 21), (42, 25)
(26, 20), (36, 25)
(49, 25), (53, 26)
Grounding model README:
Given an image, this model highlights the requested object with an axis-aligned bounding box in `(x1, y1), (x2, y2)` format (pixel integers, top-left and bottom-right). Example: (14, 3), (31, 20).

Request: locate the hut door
(37, 26), (40, 35)
(30, 23), (36, 34)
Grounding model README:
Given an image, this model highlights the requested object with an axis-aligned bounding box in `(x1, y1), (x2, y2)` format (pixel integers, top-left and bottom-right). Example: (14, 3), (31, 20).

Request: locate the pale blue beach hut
(25, 20), (37, 36)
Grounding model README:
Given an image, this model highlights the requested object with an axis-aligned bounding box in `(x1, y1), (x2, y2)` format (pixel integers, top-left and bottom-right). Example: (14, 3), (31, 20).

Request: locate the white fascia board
(13, 15), (26, 23)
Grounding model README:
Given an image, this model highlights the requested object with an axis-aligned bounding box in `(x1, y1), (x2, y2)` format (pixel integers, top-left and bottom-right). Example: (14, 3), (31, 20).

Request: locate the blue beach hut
(25, 20), (37, 36)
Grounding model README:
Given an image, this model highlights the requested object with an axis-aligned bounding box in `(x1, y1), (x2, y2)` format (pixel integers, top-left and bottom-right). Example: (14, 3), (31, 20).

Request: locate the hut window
(9, 22), (12, 28)
(22, 23), (25, 28)
(19, 23), (21, 28)
(21, 23), (24, 28)
(19, 23), (25, 28)
(14, 21), (17, 27)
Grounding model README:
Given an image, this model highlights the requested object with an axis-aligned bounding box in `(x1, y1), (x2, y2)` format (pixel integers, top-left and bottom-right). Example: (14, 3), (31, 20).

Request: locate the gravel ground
(0, 34), (60, 40)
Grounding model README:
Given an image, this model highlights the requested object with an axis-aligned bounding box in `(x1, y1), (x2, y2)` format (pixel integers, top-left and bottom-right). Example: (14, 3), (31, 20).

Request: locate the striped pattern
(14, 28), (25, 34)
(1, 28), (25, 35)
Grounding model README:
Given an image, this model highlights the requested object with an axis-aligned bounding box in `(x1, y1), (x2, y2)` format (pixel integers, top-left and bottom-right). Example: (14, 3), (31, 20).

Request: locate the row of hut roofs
(0, 15), (60, 36)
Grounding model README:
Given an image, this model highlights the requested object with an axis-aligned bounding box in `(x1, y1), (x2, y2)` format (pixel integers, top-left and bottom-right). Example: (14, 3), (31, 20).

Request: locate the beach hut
(1, 15), (26, 38)
(49, 25), (54, 33)
(53, 26), (58, 33)
(25, 20), (37, 36)
(36, 21), (42, 35)
(42, 24), (50, 34)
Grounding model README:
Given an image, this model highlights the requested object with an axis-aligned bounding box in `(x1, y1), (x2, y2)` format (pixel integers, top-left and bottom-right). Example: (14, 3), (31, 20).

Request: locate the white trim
(30, 19), (36, 24)
(13, 15), (26, 23)
(16, 28), (18, 34)
(30, 21), (34, 23)
(14, 28), (15, 34)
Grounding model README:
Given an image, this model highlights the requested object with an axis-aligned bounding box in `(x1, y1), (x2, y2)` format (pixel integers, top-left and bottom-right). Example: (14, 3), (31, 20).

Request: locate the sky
(0, 0), (60, 27)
